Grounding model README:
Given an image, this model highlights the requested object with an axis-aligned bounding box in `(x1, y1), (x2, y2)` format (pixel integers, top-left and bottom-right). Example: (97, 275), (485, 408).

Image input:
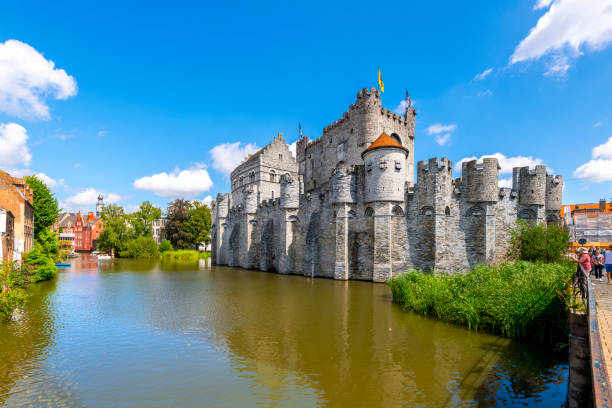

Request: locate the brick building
(0, 170), (34, 258)
(58, 211), (104, 252)
(0, 208), (16, 263)
(562, 199), (612, 249)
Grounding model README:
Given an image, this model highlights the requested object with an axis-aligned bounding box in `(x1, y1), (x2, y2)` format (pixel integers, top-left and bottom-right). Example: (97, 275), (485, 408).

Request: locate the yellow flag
(378, 69), (384, 93)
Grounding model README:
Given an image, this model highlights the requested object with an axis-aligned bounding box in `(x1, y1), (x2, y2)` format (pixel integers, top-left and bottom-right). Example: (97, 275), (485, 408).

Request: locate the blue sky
(0, 0), (611, 212)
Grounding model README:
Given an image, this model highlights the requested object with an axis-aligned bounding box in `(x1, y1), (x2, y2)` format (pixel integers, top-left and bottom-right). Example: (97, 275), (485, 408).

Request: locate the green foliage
(119, 236), (160, 258)
(97, 204), (133, 256)
(161, 250), (210, 261)
(184, 201), (212, 246)
(23, 247), (58, 282)
(130, 201), (162, 237)
(0, 289), (28, 320)
(36, 228), (60, 262)
(25, 176), (60, 239)
(509, 220), (570, 263)
(388, 262), (575, 343)
(163, 199), (195, 249)
(159, 239), (173, 253)
(0, 262), (42, 320)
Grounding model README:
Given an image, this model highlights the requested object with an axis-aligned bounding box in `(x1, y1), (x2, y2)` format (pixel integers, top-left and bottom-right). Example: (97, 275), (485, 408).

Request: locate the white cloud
(477, 89), (493, 97)
(426, 123), (457, 135)
(0, 123), (32, 168)
(499, 178), (513, 188)
(202, 195), (213, 206)
(592, 136), (612, 159)
(434, 133), (451, 146)
(574, 136), (612, 182)
(594, 121), (602, 128)
(474, 68), (493, 80)
(0, 40), (77, 119)
(133, 165), (213, 198)
(393, 100), (414, 115)
(97, 130), (107, 137)
(455, 153), (546, 174)
(209, 141), (260, 176)
(288, 141), (297, 158)
(7, 168), (62, 188)
(511, 0), (612, 76)
(64, 188), (121, 210)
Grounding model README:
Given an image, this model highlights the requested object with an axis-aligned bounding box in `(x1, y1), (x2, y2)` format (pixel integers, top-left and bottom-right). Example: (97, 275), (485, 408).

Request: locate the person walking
(594, 249), (604, 280)
(606, 246), (612, 285)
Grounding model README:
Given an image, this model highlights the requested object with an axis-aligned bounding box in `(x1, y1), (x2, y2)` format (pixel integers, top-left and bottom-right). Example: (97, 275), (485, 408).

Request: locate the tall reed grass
(161, 250), (210, 262)
(388, 261), (574, 343)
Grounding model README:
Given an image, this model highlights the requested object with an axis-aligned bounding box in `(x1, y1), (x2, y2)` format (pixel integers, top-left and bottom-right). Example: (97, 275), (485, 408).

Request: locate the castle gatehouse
(211, 88), (562, 281)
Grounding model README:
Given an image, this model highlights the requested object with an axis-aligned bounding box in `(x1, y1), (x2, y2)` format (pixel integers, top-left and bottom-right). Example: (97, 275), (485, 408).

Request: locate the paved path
(593, 279), (612, 381)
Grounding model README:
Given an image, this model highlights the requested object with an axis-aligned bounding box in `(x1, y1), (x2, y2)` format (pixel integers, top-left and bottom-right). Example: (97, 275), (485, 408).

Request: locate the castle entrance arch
(229, 224), (241, 267)
(260, 219), (276, 272)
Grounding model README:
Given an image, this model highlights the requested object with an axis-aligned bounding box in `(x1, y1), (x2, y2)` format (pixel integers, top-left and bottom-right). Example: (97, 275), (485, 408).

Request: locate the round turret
(545, 175), (563, 211)
(361, 132), (409, 202)
(519, 166), (546, 206)
(462, 158), (500, 203)
(280, 174), (299, 209)
(332, 163), (357, 204)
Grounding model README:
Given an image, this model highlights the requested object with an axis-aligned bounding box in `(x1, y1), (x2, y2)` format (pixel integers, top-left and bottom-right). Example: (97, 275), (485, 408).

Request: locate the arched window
(518, 209), (537, 221)
(365, 207), (375, 217)
(347, 210), (357, 219)
(467, 206), (485, 216)
(392, 205), (404, 216)
(249, 171), (255, 182)
(390, 133), (402, 145)
(239, 176), (243, 186)
(420, 206), (434, 216)
(445, 206), (451, 216)
(269, 170), (276, 182)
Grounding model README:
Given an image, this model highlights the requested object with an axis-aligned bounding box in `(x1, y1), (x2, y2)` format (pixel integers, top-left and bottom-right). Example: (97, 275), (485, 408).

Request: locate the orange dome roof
(362, 132), (408, 157)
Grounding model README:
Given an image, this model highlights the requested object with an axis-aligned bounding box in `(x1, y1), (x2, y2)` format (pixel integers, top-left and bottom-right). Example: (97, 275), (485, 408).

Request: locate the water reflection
(0, 257), (567, 407)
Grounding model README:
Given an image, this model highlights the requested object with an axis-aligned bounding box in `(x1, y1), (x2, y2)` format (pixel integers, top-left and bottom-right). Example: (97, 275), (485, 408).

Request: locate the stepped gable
(361, 132), (408, 157)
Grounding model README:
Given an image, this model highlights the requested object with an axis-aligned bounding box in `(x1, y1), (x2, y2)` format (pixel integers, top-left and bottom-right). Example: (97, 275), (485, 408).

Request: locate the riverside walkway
(594, 281), (612, 386)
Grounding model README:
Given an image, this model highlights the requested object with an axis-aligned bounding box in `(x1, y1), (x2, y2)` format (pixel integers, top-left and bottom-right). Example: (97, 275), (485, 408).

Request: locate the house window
(279, 154), (283, 160)
(269, 170), (276, 182)
(380, 160), (387, 170)
(367, 162), (372, 172)
(395, 160), (402, 169)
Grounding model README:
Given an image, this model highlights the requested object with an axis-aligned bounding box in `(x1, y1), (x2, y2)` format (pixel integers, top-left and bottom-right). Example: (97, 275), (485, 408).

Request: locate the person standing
(594, 249), (605, 280)
(606, 246), (612, 284)
(572, 247), (593, 276)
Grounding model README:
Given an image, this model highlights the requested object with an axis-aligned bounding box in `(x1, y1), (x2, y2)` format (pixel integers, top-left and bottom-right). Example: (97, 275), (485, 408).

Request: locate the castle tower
(96, 194), (104, 218)
(211, 193), (230, 265)
(331, 162), (358, 280)
(279, 174), (300, 274)
(361, 132), (409, 282)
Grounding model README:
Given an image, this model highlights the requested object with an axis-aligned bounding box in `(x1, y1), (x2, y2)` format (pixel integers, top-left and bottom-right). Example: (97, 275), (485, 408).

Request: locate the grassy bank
(161, 250), (211, 262)
(388, 261), (574, 343)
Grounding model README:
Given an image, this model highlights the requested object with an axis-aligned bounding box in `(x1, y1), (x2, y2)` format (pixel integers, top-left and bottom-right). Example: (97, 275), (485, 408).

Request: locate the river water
(0, 256), (568, 407)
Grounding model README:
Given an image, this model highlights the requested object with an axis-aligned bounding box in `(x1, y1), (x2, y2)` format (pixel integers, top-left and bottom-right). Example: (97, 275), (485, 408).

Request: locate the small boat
(55, 263), (71, 267)
(97, 255), (112, 261)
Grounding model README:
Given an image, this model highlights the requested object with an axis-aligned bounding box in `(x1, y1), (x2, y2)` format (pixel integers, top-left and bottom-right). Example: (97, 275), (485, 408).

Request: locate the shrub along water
(388, 261), (574, 343)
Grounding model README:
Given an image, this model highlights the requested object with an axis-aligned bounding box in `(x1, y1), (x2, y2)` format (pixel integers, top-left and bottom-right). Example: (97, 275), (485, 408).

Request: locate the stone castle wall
(211, 89), (563, 282)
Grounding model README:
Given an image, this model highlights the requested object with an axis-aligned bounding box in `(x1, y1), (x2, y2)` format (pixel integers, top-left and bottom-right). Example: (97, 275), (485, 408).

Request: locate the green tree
(162, 199), (194, 249)
(25, 176), (60, 239)
(509, 220), (570, 263)
(120, 236), (159, 258)
(159, 239), (173, 253)
(131, 201), (162, 237)
(97, 205), (132, 257)
(184, 201), (211, 247)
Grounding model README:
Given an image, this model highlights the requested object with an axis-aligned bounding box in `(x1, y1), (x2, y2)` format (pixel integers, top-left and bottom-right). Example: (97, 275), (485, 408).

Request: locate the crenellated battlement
(417, 157), (453, 173)
(461, 158), (500, 203)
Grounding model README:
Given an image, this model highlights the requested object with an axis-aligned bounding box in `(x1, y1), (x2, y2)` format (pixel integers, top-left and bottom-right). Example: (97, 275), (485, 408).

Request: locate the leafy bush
(35, 228), (60, 262)
(23, 247), (58, 282)
(0, 289), (28, 320)
(509, 220), (569, 263)
(388, 262), (575, 343)
(159, 239), (173, 253)
(120, 236), (160, 258)
(161, 250), (210, 261)
(0, 262), (37, 320)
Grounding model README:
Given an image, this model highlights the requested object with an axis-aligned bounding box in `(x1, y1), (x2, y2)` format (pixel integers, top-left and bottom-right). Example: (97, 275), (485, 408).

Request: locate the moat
(1, 256), (568, 407)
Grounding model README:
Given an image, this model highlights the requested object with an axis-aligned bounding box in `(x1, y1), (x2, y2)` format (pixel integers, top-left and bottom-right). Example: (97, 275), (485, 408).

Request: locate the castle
(211, 88), (563, 282)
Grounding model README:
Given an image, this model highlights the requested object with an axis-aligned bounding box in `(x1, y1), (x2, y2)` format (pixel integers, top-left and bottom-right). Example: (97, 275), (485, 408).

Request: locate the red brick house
(0, 170), (34, 257)
(59, 211), (103, 252)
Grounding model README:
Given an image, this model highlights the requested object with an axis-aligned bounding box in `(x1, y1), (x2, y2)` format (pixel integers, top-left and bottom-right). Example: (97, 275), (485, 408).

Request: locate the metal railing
(573, 264), (612, 408)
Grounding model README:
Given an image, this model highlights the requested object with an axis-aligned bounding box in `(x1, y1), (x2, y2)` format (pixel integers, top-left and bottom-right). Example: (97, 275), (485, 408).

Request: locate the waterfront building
(0, 208), (16, 263)
(0, 170), (34, 258)
(152, 217), (167, 244)
(562, 199), (612, 249)
(211, 87), (563, 281)
(57, 210), (104, 252)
